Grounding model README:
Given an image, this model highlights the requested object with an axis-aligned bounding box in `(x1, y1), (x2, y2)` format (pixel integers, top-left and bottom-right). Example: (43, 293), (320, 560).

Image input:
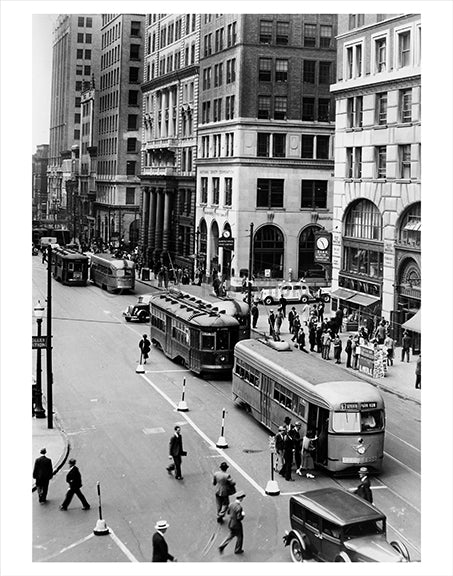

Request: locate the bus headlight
(357, 445), (366, 455)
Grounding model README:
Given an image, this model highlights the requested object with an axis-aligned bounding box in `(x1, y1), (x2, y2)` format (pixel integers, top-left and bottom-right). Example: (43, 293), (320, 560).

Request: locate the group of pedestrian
(274, 419), (317, 481)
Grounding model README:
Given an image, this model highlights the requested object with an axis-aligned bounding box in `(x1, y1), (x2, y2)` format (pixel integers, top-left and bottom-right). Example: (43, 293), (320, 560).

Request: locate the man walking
(401, 331), (412, 362)
(351, 467), (373, 503)
(279, 295), (287, 318)
(166, 425), (186, 480)
(152, 520), (177, 562)
(213, 461), (235, 524)
(59, 458), (90, 511)
(288, 306), (296, 334)
(268, 310), (276, 339)
(218, 491), (246, 555)
(139, 334), (151, 364)
(33, 448), (53, 504)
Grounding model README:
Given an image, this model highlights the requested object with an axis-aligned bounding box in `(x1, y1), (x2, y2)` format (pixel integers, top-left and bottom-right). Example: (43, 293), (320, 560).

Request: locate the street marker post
(93, 481), (110, 535)
(216, 408), (228, 448)
(177, 377), (189, 411)
(265, 436), (280, 495)
(136, 352), (145, 374)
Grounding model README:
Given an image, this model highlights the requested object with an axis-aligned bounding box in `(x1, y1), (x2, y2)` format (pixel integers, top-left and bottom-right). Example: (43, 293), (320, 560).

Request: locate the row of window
(259, 19), (333, 49)
(347, 89), (414, 129)
(235, 358), (260, 388)
(345, 144), (417, 180)
(200, 95), (235, 123)
(98, 113), (118, 135)
(76, 48), (92, 60)
(257, 95), (332, 122)
(178, 188), (193, 215)
(77, 33), (92, 44)
(273, 381), (307, 419)
(258, 133), (331, 160)
(202, 58), (236, 90)
(150, 14), (196, 53)
(203, 22), (237, 57)
(200, 133), (234, 158)
(200, 177), (233, 207)
(76, 64), (91, 76)
(97, 159), (136, 177)
(101, 22), (121, 49)
(77, 16), (93, 28)
(259, 58), (332, 85)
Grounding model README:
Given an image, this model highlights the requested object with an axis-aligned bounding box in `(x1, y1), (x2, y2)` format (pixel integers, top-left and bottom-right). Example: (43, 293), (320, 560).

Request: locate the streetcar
(90, 253), (135, 292)
(51, 247), (89, 286)
(149, 291), (240, 375)
(232, 338), (385, 474)
(168, 284), (250, 339)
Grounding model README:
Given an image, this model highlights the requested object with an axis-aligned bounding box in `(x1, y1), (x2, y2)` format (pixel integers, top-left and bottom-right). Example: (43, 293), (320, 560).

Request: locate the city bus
(150, 291), (240, 375)
(90, 253), (135, 292)
(51, 247), (89, 286)
(232, 338), (385, 474)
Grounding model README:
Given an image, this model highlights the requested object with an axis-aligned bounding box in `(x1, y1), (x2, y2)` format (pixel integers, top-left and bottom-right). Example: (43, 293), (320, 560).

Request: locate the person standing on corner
(415, 354), (421, 389)
(213, 461), (234, 524)
(59, 458), (90, 511)
(345, 335), (353, 368)
(152, 520), (177, 562)
(250, 301), (259, 329)
(401, 331), (412, 363)
(139, 334), (151, 365)
(350, 467), (373, 503)
(268, 310), (276, 340)
(279, 294), (287, 318)
(33, 448), (53, 504)
(166, 425), (186, 480)
(333, 334), (342, 364)
(218, 491), (246, 555)
(274, 426), (286, 475)
(384, 333), (395, 367)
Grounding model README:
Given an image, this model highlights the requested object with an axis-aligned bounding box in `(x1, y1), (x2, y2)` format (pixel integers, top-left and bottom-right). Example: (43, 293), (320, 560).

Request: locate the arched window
(129, 219), (140, 244)
(298, 225), (324, 279)
(344, 199), (382, 241)
(398, 202), (421, 248)
(198, 219), (207, 269)
(253, 225), (284, 279)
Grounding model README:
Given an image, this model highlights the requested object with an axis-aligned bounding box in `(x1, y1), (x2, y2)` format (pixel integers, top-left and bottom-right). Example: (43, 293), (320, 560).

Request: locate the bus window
(201, 334), (215, 350)
(217, 330), (229, 350)
(361, 410), (384, 431)
(68, 262), (74, 271)
(332, 411), (361, 433)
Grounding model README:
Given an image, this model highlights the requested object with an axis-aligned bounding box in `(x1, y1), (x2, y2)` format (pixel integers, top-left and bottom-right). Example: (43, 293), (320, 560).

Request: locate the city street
(32, 259), (421, 563)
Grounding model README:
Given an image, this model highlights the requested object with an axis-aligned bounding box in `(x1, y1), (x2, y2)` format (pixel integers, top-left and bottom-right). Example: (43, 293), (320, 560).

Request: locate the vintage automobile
(283, 488), (410, 563)
(123, 293), (153, 322)
(258, 281), (331, 306)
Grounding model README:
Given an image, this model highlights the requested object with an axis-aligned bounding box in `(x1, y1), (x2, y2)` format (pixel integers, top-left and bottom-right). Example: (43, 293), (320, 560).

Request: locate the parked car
(123, 293), (154, 322)
(283, 488), (410, 563)
(258, 281), (330, 306)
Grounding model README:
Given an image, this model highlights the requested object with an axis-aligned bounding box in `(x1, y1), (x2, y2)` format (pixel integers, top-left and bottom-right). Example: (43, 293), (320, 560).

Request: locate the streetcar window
(332, 411), (361, 433)
(361, 410), (384, 431)
(274, 382), (293, 410)
(201, 334), (215, 350)
(68, 263), (74, 271)
(217, 330), (229, 350)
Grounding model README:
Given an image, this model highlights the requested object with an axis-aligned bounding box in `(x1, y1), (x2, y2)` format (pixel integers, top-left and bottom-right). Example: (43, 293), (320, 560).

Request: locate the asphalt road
(32, 261), (421, 563)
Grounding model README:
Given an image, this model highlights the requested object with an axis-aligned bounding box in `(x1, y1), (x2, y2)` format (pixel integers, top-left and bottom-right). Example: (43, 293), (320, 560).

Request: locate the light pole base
(136, 364), (145, 374)
(34, 408), (46, 419)
(265, 479), (280, 496)
(93, 519), (110, 536)
(177, 400), (189, 411)
(216, 436), (228, 448)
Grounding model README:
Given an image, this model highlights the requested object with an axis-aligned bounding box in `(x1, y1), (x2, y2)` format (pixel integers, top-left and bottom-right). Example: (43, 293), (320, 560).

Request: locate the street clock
(314, 231), (332, 264)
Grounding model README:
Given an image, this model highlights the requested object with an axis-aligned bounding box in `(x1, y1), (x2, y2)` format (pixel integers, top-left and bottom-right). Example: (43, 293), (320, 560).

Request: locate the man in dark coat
(218, 491), (246, 555)
(352, 467), (373, 503)
(268, 310), (276, 339)
(59, 458), (90, 510)
(250, 302), (259, 329)
(281, 429), (294, 481)
(33, 448), (53, 503)
(166, 425), (185, 480)
(152, 520), (176, 562)
(213, 461), (234, 523)
(139, 334), (151, 364)
(278, 295), (287, 318)
(401, 331), (412, 362)
(289, 423), (302, 472)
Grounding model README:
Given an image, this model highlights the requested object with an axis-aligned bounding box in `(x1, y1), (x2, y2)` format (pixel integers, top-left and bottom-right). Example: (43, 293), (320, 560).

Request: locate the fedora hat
(235, 490), (246, 499)
(40, 448), (47, 454)
(358, 467), (368, 475)
(155, 520), (169, 530)
(219, 461), (229, 471)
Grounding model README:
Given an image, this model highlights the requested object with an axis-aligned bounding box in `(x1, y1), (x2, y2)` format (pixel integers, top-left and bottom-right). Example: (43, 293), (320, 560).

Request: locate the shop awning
(347, 293), (380, 307)
(402, 309), (421, 333)
(330, 288), (356, 301)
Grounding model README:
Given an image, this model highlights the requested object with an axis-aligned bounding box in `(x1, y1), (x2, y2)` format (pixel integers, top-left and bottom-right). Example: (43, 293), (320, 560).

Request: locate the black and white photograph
(1, 2), (452, 575)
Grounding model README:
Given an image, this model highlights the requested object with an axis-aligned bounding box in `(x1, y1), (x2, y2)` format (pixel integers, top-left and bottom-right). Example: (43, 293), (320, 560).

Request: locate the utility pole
(46, 245), (54, 429)
(247, 223), (254, 332)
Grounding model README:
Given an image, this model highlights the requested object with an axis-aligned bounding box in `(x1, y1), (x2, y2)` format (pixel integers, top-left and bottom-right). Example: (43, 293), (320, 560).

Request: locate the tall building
(140, 13), (200, 271)
(330, 14), (421, 344)
(32, 144), (49, 221)
(196, 14), (337, 283)
(95, 14), (145, 246)
(47, 14), (101, 225)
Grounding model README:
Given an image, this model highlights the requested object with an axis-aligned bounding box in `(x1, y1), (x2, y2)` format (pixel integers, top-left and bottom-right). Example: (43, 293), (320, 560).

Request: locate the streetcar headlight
(357, 446), (366, 455)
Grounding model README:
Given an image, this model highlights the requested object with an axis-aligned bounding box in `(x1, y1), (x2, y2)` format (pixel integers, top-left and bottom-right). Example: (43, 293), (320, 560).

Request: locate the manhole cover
(242, 449), (264, 454)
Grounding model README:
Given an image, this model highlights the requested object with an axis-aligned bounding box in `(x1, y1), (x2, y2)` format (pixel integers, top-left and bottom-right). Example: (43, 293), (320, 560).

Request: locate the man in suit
(166, 425), (185, 480)
(59, 458), (90, 511)
(152, 520), (176, 562)
(352, 467), (373, 504)
(218, 491), (246, 555)
(213, 461), (234, 523)
(33, 448), (53, 503)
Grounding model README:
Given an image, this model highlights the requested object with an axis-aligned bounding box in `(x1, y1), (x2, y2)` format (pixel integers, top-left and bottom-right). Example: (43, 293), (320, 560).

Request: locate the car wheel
(322, 294), (331, 303)
(138, 312), (146, 322)
(335, 552), (352, 562)
(300, 295), (309, 304)
(264, 296), (273, 306)
(289, 537), (306, 562)
(390, 540), (410, 561)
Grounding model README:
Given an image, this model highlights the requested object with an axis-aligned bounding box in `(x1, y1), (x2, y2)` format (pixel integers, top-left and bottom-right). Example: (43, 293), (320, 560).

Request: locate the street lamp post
(33, 301), (46, 419)
(46, 245), (54, 429)
(247, 222), (254, 312)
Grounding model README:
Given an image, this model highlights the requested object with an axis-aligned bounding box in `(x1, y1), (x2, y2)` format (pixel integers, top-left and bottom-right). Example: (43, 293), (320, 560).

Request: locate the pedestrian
(274, 426), (286, 474)
(59, 458), (90, 511)
(352, 335), (360, 369)
(289, 423), (302, 472)
(296, 325), (308, 352)
(166, 425), (186, 480)
(281, 428), (294, 482)
(316, 323), (323, 353)
(288, 306), (296, 334)
(139, 334), (151, 364)
(309, 323), (316, 352)
(317, 301), (324, 323)
(374, 320), (387, 344)
(268, 310), (276, 339)
(384, 333), (394, 366)
(218, 491), (246, 555)
(250, 302), (259, 329)
(297, 430), (317, 479)
(152, 520), (177, 562)
(291, 314), (301, 343)
(279, 295), (287, 318)
(41, 248), (47, 264)
(274, 309), (283, 341)
(33, 448), (53, 504)
(213, 461), (235, 524)
(351, 467), (373, 503)
(241, 275), (248, 293)
(415, 354), (421, 389)
(345, 335), (353, 368)
(401, 331), (412, 362)
(333, 334), (342, 364)
(321, 330), (332, 360)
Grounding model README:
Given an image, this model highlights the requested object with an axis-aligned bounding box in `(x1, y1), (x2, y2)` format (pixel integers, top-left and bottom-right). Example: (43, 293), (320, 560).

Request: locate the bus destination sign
(340, 402), (377, 410)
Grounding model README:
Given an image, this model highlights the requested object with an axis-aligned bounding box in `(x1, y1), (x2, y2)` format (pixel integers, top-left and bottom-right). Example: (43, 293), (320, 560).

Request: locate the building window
(344, 199), (382, 241)
(345, 43), (363, 79)
(128, 90), (139, 106)
(84, 65), (91, 75)
(224, 178), (232, 206)
(204, 33), (212, 57)
(201, 101), (211, 123)
(77, 49), (83, 59)
(257, 133), (270, 157)
(74, 113), (81, 123)
(226, 58), (236, 83)
(78, 17), (84, 27)
(273, 134), (286, 157)
(376, 146), (387, 178)
(316, 136), (329, 159)
(131, 21), (141, 36)
(127, 138), (136, 152)
(127, 114), (138, 130)
(398, 202), (420, 247)
(76, 64), (83, 76)
(85, 49), (91, 59)
(75, 97), (81, 108)
(214, 63), (223, 86)
(399, 144), (411, 179)
(86, 17), (92, 28)
(376, 92), (387, 125)
(318, 99), (331, 122)
(275, 59), (288, 82)
(301, 135), (314, 158)
(320, 25), (332, 48)
(347, 96), (363, 128)
(319, 61), (331, 84)
(400, 89), (412, 123)
(257, 179), (284, 208)
(225, 133), (234, 156)
(202, 67), (212, 90)
(201, 135), (210, 157)
(215, 28), (224, 52)
(303, 60), (315, 83)
(259, 57), (272, 81)
(130, 44), (140, 60)
(274, 96), (287, 120)
(304, 23), (316, 47)
(75, 81), (82, 91)
(276, 21), (289, 45)
(74, 129), (80, 140)
(85, 34), (92, 43)
(77, 33), (84, 43)
(301, 180), (327, 209)
(375, 37), (387, 72)
(398, 30), (411, 68)
(201, 177), (208, 203)
(349, 14), (364, 30)
(212, 178), (220, 205)
(302, 97), (315, 121)
(258, 95), (271, 119)
(346, 147), (362, 178)
(213, 98), (222, 122)
(225, 95), (235, 120)
(129, 67), (139, 83)
(260, 20), (272, 44)
(126, 188), (135, 204)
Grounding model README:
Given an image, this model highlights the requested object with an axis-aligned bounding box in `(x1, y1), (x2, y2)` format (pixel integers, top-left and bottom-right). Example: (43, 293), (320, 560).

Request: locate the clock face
(316, 236), (329, 250)
(222, 230), (231, 239)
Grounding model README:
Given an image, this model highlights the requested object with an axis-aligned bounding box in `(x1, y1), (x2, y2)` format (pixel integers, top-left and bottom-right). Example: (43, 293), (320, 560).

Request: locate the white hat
(155, 520), (169, 530)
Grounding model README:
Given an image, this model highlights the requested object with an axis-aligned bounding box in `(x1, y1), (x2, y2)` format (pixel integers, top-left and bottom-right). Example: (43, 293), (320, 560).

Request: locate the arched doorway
(198, 219), (207, 272)
(129, 219), (140, 245)
(298, 225), (324, 279)
(253, 225), (284, 279)
(210, 220), (219, 274)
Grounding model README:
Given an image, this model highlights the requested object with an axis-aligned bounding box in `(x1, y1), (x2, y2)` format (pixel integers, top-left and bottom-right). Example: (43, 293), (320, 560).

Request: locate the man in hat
(218, 491), (246, 555)
(152, 520), (177, 562)
(166, 425), (186, 480)
(213, 461), (235, 524)
(351, 467), (373, 503)
(139, 334), (151, 364)
(59, 458), (90, 511)
(33, 448), (53, 503)
(274, 426), (286, 475)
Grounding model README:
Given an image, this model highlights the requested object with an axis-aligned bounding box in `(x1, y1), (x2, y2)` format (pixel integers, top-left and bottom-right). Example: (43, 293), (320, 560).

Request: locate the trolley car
(233, 338), (385, 474)
(51, 247), (89, 286)
(90, 253), (135, 292)
(149, 292), (240, 375)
